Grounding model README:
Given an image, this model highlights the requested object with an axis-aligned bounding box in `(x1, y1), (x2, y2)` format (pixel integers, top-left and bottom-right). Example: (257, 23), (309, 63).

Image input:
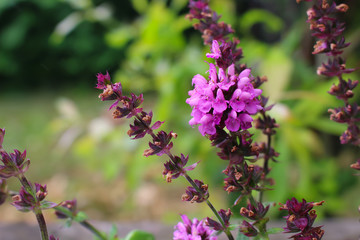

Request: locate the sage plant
(0, 128), (57, 240)
(95, 72), (234, 239)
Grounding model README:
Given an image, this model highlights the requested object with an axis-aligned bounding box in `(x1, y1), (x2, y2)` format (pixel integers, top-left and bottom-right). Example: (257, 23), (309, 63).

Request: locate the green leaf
(64, 219), (73, 228)
(107, 224), (119, 240)
(239, 9), (284, 34)
(236, 233), (250, 240)
(267, 227), (283, 235)
(260, 47), (293, 102)
(74, 211), (88, 222)
(124, 230), (155, 240)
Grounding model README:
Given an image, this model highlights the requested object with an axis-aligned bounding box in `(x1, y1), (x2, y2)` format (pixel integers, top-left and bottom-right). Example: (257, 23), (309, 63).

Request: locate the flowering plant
(0, 0), (358, 240)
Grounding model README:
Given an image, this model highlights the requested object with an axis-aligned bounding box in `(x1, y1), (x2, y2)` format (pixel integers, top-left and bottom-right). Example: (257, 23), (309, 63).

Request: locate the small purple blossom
(0, 149), (30, 178)
(163, 154), (199, 182)
(182, 179), (209, 203)
(95, 71), (111, 90)
(55, 199), (78, 219)
(173, 214), (217, 240)
(206, 40), (221, 59)
(206, 209), (232, 231)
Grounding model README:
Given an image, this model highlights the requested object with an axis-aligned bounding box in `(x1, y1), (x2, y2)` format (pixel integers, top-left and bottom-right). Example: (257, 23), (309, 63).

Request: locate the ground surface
(0, 219), (359, 240)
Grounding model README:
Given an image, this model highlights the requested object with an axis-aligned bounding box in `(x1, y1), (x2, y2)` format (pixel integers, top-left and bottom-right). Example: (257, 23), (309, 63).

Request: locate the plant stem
(18, 174), (49, 240)
(134, 112), (235, 239)
(35, 211), (49, 240)
(54, 206), (107, 240)
(80, 221), (107, 240)
(259, 124), (272, 203)
(183, 173), (235, 240)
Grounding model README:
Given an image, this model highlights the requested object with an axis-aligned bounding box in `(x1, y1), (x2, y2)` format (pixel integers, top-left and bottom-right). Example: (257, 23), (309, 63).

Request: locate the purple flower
(280, 198), (324, 239)
(187, 46), (263, 136)
(173, 214), (217, 240)
(182, 179), (209, 203)
(55, 199), (78, 219)
(206, 40), (221, 59)
(163, 154), (199, 182)
(11, 183), (57, 212)
(95, 71), (111, 90)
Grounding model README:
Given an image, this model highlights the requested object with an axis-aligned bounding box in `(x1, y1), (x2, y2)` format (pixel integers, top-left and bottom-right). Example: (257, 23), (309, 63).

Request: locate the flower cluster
(0, 129), (30, 179)
(96, 73), (201, 183)
(186, 0), (235, 47)
(280, 198), (324, 240)
(55, 199), (78, 219)
(239, 202), (270, 237)
(182, 179), (209, 203)
(173, 214), (217, 240)
(187, 2), (280, 239)
(11, 183), (56, 212)
(187, 40), (262, 136)
(206, 208), (232, 232)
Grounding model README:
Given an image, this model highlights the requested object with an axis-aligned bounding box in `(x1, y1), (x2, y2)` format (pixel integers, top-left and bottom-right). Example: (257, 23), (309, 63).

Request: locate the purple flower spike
(187, 54), (262, 136)
(173, 214), (217, 240)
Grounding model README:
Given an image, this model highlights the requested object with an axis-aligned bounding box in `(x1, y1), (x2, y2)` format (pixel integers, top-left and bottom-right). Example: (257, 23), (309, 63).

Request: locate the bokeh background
(0, 0), (360, 227)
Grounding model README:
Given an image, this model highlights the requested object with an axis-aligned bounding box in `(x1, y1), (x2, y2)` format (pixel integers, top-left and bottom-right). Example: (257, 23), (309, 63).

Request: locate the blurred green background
(0, 0), (359, 225)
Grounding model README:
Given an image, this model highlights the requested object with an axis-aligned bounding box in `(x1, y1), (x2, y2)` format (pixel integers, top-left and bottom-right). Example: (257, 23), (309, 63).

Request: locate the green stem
(54, 206), (106, 240)
(183, 173), (234, 240)
(259, 129), (271, 203)
(80, 221), (107, 240)
(17, 174), (49, 240)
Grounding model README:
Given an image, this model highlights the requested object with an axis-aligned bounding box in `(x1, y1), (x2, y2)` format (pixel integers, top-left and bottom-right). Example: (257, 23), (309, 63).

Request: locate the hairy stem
(80, 221), (107, 240)
(259, 127), (272, 203)
(18, 174), (49, 240)
(183, 173), (234, 240)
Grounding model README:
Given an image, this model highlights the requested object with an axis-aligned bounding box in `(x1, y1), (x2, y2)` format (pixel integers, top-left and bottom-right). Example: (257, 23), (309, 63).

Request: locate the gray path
(0, 219), (359, 240)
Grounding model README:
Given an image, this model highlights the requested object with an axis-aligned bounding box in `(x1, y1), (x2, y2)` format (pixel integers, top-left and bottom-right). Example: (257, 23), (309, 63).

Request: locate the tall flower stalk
(0, 128), (55, 240)
(95, 72), (234, 240)
(186, 0), (279, 238)
(299, 0), (359, 169)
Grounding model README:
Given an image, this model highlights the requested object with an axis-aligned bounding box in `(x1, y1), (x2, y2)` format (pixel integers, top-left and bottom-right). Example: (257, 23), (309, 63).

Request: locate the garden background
(0, 0), (360, 229)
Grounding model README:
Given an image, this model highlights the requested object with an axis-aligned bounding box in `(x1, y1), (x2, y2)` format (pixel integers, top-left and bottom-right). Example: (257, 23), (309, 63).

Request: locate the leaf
(239, 9), (284, 34)
(124, 230), (155, 240)
(260, 47), (293, 102)
(39, 200), (59, 210)
(107, 224), (119, 240)
(64, 219), (73, 228)
(74, 211), (88, 222)
(267, 227), (284, 235)
(236, 233), (251, 240)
